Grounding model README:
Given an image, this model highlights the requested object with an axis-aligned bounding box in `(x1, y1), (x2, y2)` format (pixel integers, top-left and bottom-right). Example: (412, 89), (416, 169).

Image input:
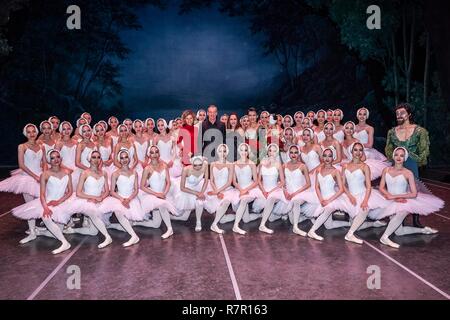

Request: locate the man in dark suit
(201, 105), (226, 163)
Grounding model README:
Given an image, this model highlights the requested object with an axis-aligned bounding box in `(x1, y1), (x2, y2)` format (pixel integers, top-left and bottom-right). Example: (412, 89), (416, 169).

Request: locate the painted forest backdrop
(1, 0), (450, 165)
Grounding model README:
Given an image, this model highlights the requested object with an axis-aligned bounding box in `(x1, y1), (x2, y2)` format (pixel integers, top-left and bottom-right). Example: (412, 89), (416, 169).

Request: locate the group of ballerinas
(0, 108), (444, 255)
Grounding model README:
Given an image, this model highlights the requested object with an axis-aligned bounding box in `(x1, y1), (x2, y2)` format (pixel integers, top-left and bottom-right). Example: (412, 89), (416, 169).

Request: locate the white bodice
(213, 166), (229, 189)
(80, 146), (94, 168)
(185, 173), (204, 191)
(345, 168), (366, 196)
(301, 149), (321, 171)
(60, 145), (76, 169)
(46, 175), (69, 201)
(24, 148), (43, 175)
(147, 169), (166, 193)
(317, 173), (337, 198)
(284, 168), (306, 193)
(157, 139), (173, 163)
(261, 166), (279, 190)
(235, 165), (253, 189)
(83, 175), (105, 197)
(111, 136), (119, 148)
(316, 130), (325, 143)
(385, 173), (408, 195)
(333, 130), (344, 143)
(353, 130), (369, 144)
(99, 145), (111, 162)
(245, 128), (258, 140)
(134, 140), (149, 162)
(116, 174), (135, 198)
(42, 142), (55, 155)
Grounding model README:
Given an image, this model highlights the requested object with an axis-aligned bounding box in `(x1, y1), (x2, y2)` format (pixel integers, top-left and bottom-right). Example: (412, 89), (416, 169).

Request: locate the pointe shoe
(123, 235), (140, 247)
(161, 228), (174, 239)
(63, 226), (76, 234)
(423, 226), (438, 234)
(293, 226), (307, 237)
(210, 224), (224, 234)
(380, 236), (400, 249)
(281, 215), (288, 221)
(98, 236), (113, 249)
(344, 232), (363, 244)
(232, 225), (246, 235)
(19, 233), (37, 244)
(307, 230), (323, 241)
(195, 224), (202, 232)
(258, 225), (274, 234)
(373, 220), (387, 228)
(52, 242), (71, 255)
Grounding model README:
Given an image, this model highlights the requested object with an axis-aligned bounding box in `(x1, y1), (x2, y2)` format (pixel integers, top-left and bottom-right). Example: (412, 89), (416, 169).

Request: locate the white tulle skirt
(169, 159), (183, 178)
(0, 173), (40, 198)
(365, 148), (388, 161)
(370, 192), (445, 220)
(65, 197), (110, 224)
(273, 188), (317, 215)
(337, 189), (390, 218)
(301, 192), (350, 218)
(138, 190), (178, 216)
(171, 179), (206, 212)
(101, 196), (145, 221)
(204, 186), (240, 214)
(12, 195), (78, 223)
(252, 187), (286, 212)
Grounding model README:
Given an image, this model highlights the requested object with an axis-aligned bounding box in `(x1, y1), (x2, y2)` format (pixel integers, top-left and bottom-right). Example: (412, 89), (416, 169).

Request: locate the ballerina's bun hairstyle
(334, 108), (344, 120)
(324, 122), (336, 131)
(217, 143), (230, 155)
(46, 148), (61, 164)
(108, 116), (118, 125)
(344, 121), (356, 129)
(87, 149), (100, 162)
(190, 155), (205, 166)
(157, 118), (168, 129)
(266, 143), (280, 154)
(132, 119), (143, 131)
(322, 146), (337, 161)
(145, 118), (155, 127)
(303, 127), (314, 138)
(22, 123), (38, 137)
(39, 120), (53, 132)
(351, 142), (365, 152)
(393, 146), (409, 161)
(357, 107), (370, 119)
(58, 121), (73, 134)
(79, 123), (92, 134)
(147, 144), (160, 157)
(294, 111), (304, 118)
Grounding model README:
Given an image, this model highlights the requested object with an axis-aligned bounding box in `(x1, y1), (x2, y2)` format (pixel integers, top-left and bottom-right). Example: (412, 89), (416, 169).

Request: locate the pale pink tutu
(168, 160), (183, 178)
(205, 186), (240, 214)
(302, 193), (350, 218)
(138, 190), (178, 216)
(64, 198), (109, 224)
(0, 173), (40, 197)
(341, 159), (390, 180)
(12, 195), (78, 222)
(252, 187), (286, 212)
(273, 188), (317, 215)
(370, 192), (445, 220)
(365, 148), (388, 161)
(338, 189), (390, 218)
(101, 196), (144, 221)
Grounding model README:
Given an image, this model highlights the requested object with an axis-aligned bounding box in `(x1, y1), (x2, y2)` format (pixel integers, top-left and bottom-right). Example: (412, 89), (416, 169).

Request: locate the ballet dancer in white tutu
(101, 149), (141, 247)
(326, 109), (334, 124)
(283, 115), (293, 129)
(300, 128), (322, 183)
(12, 149), (74, 254)
(48, 116), (62, 141)
(320, 122), (343, 164)
(376, 147), (443, 248)
(113, 124), (138, 171)
(123, 118), (134, 138)
(332, 109), (345, 143)
(313, 109), (327, 143)
(253, 143), (286, 234)
(72, 117), (88, 142)
(155, 118), (182, 177)
(0, 124), (43, 201)
(354, 107), (388, 161)
(75, 124), (97, 177)
(206, 144), (239, 234)
(280, 127), (296, 164)
(306, 147), (352, 241)
(144, 117), (157, 142)
(38, 120), (56, 163)
(136, 145), (176, 239)
(131, 119), (150, 176)
(171, 155), (209, 232)
(106, 116), (120, 149)
(342, 121), (389, 180)
(66, 150), (113, 248)
(232, 143), (263, 234)
(93, 122), (114, 178)
(273, 145), (315, 236)
(341, 142), (389, 244)
(55, 121), (78, 188)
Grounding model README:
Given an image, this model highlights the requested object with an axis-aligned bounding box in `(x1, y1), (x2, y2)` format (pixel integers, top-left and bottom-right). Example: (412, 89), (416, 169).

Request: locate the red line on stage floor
(0, 210), (11, 219)
(363, 241), (450, 300)
(27, 238), (87, 300)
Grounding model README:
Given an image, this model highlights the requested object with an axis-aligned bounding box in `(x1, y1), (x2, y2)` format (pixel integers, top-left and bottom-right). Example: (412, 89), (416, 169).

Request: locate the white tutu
(339, 190), (390, 218)
(12, 194), (78, 222)
(205, 186), (240, 214)
(0, 173), (40, 197)
(173, 174), (206, 212)
(138, 190), (178, 216)
(371, 193), (444, 220)
(273, 188), (317, 215)
(101, 196), (145, 221)
(169, 159), (183, 178)
(365, 148), (388, 161)
(252, 187), (286, 213)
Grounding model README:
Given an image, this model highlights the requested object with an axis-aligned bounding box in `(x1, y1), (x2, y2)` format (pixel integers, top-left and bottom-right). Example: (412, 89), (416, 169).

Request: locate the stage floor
(0, 177), (449, 300)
